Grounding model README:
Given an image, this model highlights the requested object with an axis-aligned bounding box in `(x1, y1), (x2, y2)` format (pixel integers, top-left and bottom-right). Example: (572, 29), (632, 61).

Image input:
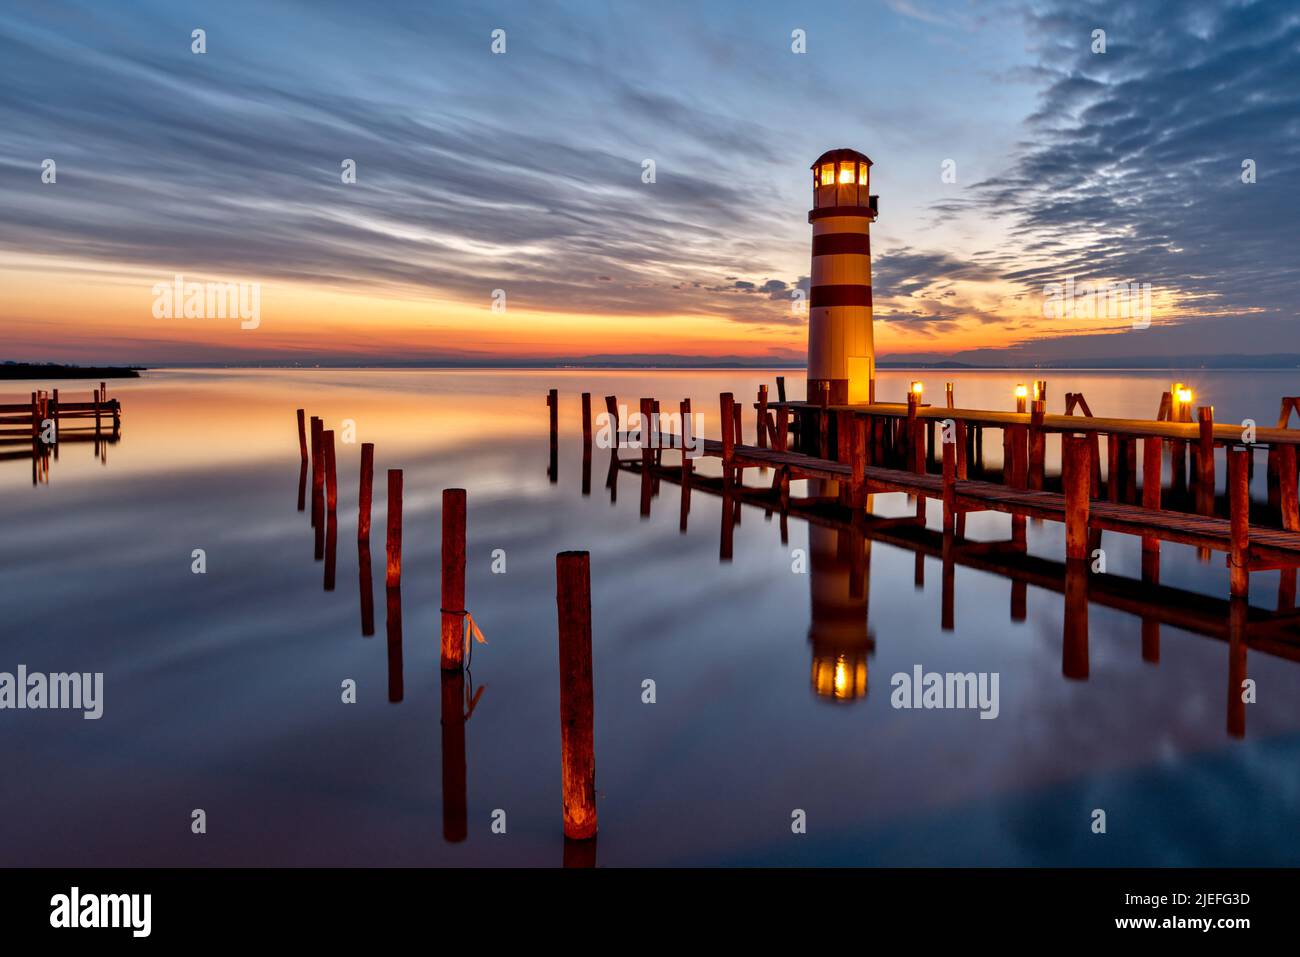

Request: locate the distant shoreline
(0, 364), (143, 380)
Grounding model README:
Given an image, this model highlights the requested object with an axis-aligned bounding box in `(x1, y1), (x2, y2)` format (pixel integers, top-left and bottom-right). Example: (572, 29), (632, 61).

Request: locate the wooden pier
(579, 378), (1300, 607)
(0, 382), (123, 483)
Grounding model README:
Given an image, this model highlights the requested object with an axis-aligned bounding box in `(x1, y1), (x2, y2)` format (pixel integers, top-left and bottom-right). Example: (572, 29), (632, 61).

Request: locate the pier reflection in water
(605, 428), (1294, 740)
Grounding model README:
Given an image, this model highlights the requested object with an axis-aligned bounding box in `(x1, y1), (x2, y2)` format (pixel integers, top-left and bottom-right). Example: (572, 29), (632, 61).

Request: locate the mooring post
(1278, 443), (1299, 531)
(757, 384), (769, 448)
(385, 469), (403, 589)
(851, 416), (867, 509)
(1028, 400), (1046, 490)
(720, 393), (734, 464)
(581, 393), (592, 446)
(1063, 434), (1091, 562)
(548, 387), (558, 440)
(680, 398), (693, 476)
(603, 395), (618, 441)
(1228, 448), (1249, 598)
(556, 550), (597, 841)
(1142, 435), (1162, 554)
(51, 388), (59, 439)
(296, 409), (309, 464)
(323, 429), (338, 514)
(732, 401), (743, 453)
(358, 443), (374, 541)
(945, 382), (954, 409)
(440, 488), (468, 670)
(775, 376), (786, 403)
(30, 391), (38, 440)
(310, 415), (323, 502)
(1196, 406), (1215, 513)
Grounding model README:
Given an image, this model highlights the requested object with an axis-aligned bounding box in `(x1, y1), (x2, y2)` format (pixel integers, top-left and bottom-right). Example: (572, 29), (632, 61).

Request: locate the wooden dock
(0, 383), (122, 483)
(583, 376), (1300, 607)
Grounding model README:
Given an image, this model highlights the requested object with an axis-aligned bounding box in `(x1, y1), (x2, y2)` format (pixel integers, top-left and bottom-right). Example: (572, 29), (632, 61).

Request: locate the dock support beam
(1063, 434), (1091, 562)
(1228, 448), (1249, 599)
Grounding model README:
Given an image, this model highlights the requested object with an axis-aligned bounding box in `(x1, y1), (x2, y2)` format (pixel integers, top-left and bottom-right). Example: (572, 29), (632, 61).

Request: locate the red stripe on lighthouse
(811, 233), (871, 257)
(810, 285), (873, 308)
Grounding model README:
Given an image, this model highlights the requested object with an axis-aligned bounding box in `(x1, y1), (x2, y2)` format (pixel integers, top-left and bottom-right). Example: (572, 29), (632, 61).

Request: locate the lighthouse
(807, 148), (878, 404)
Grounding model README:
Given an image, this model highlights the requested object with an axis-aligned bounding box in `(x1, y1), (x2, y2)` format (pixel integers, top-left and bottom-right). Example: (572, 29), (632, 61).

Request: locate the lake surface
(3, 368), (1299, 866)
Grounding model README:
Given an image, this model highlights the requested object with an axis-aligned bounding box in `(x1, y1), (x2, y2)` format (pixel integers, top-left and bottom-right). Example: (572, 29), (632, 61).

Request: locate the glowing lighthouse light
(808, 148), (878, 405)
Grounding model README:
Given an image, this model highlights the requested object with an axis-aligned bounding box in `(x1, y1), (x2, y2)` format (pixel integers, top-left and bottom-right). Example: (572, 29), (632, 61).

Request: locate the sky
(0, 0), (1297, 366)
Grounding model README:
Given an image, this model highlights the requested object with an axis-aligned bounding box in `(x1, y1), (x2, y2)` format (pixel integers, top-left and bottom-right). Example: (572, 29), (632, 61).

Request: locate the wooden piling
(556, 550), (597, 841)
(757, 384), (769, 448)
(1025, 401), (1045, 490)
(323, 429), (338, 514)
(1228, 448), (1249, 598)
(603, 395), (618, 439)
(548, 388), (558, 442)
(385, 469), (403, 589)
(357, 443), (374, 541)
(580, 392), (592, 445)
(296, 408), (308, 464)
(720, 393), (734, 464)
(1063, 434), (1091, 561)
(1279, 443), (1299, 532)
(1196, 406), (1215, 514)
(440, 488), (468, 671)
(851, 416), (867, 509)
(776, 376), (786, 403)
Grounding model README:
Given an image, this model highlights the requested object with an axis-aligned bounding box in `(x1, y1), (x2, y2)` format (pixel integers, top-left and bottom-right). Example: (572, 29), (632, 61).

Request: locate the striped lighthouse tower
(807, 148), (878, 405)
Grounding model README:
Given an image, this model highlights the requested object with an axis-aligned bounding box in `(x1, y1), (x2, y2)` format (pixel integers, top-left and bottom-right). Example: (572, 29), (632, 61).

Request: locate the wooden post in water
(851, 416), (867, 509)
(1142, 435), (1162, 554)
(1028, 400), (1046, 490)
(757, 384), (769, 448)
(440, 488), (468, 671)
(323, 430), (338, 514)
(310, 416), (324, 524)
(385, 469), (403, 589)
(1196, 406), (1215, 514)
(1279, 443), (1300, 531)
(51, 389), (59, 440)
(776, 376), (786, 403)
(945, 382), (954, 409)
(556, 550), (597, 841)
(1063, 434), (1091, 562)
(357, 443), (374, 541)
(1228, 448), (1249, 599)
(548, 388), (558, 441)
(603, 395), (618, 439)
(296, 409), (309, 464)
(720, 393), (734, 465)
(581, 393), (592, 446)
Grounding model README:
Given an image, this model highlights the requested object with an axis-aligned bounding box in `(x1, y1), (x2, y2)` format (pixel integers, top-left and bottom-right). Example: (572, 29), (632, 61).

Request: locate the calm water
(3, 368), (1300, 866)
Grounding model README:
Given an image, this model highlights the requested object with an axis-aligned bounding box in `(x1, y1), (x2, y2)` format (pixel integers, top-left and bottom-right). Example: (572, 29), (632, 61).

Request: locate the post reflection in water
(1062, 561), (1090, 680)
(563, 836), (597, 868)
(598, 434), (1293, 740)
(323, 514), (338, 591)
(386, 587), (403, 703)
(358, 540), (375, 637)
(439, 670), (468, 843)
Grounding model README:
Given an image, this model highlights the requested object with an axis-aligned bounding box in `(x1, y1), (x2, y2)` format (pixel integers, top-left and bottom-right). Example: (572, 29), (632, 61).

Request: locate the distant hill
(1, 362), (143, 380)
